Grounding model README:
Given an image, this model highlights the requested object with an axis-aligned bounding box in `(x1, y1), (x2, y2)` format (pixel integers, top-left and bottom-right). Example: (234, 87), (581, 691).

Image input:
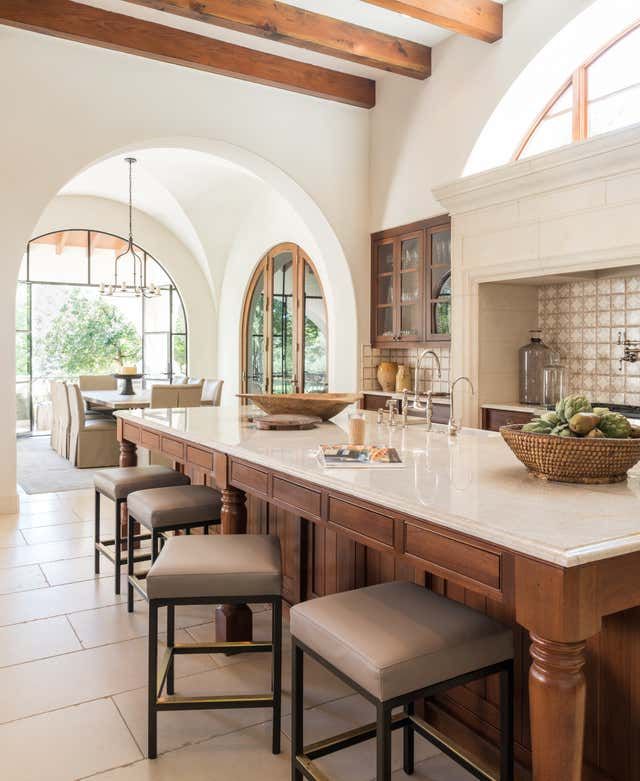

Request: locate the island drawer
(140, 429), (160, 451)
(328, 496), (394, 549)
(482, 407), (535, 432)
(161, 435), (185, 461)
(230, 459), (269, 498)
(186, 446), (214, 471)
(121, 421), (141, 444)
(272, 476), (322, 520)
(404, 522), (501, 591)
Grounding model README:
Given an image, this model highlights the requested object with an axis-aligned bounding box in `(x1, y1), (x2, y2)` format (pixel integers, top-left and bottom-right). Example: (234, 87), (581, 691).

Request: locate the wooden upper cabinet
(371, 215), (451, 347)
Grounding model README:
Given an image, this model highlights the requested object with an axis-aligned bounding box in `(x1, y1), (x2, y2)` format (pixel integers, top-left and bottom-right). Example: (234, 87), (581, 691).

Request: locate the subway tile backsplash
(360, 344), (450, 395)
(538, 275), (640, 405)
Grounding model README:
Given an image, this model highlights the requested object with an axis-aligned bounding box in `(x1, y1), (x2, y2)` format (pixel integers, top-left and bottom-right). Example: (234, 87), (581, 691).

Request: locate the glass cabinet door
(302, 261), (328, 392)
(374, 239), (396, 342)
(427, 226), (451, 340)
(399, 233), (423, 341)
(271, 249), (296, 393)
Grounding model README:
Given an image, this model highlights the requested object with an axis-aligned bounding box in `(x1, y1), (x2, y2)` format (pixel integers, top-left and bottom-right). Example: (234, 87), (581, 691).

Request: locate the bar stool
(126, 484), (222, 612)
(290, 581), (514, 781)
(94, 466), (191, 594)
(145, 534), (282, 759)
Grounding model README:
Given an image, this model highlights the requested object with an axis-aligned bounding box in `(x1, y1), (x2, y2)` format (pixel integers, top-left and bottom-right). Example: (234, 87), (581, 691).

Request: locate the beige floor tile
(40, 555), (113, 586)
(0, 529), (26, 548)
(0, 615), (81, 667)
(0, 577), (128, 626)
(0, 630), (215, 724)
(391, 753), (475, 780)
(21, 520), (94, 544)
(86, 721), (290, 780)
(15, 497), (65, 515)
(0, 537), (95, 568)
(0, 698), (141, 781)
(10, 509), (87, 529)
(60, 490), (115, 521)
(69, 601), (212, 648)
(0, 564), (47, 595)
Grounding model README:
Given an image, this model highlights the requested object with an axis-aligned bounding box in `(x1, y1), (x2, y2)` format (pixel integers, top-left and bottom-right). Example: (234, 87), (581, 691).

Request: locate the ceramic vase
(395, 364), (411, 393)
(377, 361), (398, 392)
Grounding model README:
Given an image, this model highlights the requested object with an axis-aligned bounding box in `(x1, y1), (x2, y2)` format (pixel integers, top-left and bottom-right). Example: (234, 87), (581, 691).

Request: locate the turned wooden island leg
(216, 486), (253, 642)
(529, 633), (587, 781)
(119, 439), (137, 468)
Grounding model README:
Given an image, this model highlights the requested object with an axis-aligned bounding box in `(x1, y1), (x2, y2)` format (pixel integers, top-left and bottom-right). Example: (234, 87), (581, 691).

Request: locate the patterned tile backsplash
(538, 275), (640, 405)
(361, 344), (450, 394)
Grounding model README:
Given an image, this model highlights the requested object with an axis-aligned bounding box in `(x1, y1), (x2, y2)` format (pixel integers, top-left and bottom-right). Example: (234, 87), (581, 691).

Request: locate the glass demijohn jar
(519, 330), (551, 405)
(543, 354), (567, 406)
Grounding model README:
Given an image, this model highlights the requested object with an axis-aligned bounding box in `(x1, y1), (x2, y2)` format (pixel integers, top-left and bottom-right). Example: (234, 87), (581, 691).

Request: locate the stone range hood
(433, 123), (640, 427)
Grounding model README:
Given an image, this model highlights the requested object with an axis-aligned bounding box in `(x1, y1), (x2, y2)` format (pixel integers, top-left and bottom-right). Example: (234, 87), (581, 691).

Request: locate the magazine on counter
(317, 444), (404, 468)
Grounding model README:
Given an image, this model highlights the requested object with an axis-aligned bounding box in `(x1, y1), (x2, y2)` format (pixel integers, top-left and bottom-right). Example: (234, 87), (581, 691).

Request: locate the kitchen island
(116, 405), (640, 781)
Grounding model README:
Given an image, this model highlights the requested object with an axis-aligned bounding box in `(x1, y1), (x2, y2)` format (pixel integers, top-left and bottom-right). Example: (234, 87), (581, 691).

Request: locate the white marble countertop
(363, 390), (450, 405)
(116, 405), (640, 569)
(481, 402), (546, 415)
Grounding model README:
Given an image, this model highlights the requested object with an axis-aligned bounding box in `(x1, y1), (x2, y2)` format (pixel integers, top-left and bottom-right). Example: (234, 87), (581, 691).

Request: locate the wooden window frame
(240, 243), (328, 394)
(515, 18), (640, 160)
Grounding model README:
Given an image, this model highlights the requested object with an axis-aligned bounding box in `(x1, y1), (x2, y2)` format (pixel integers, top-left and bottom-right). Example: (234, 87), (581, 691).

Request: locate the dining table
(82, 388), (150, 410)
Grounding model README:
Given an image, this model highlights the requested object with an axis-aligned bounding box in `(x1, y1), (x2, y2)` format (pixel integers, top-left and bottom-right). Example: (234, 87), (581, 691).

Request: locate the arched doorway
(16, 229), (187, 435)
(241, 243), (328, 395)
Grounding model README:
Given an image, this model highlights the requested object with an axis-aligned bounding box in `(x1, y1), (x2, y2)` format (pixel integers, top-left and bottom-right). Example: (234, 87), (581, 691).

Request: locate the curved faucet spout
(413, 350), (442, 410)
(448, 376), (475, 436)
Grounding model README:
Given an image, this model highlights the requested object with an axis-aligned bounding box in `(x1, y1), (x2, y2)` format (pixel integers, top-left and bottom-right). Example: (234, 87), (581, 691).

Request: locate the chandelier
(99, 157), (160, 299)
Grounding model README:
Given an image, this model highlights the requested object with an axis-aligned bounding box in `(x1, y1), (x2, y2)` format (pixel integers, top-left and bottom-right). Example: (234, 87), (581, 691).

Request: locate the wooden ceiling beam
(361, 0), (503, 44)
(125, 0), (431, 79)
(0, 0), (375, 108)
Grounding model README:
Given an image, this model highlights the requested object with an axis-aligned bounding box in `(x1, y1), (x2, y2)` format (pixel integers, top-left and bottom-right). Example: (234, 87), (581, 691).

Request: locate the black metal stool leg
(114, 499), (122, 595)
(127, 513), (135, 613)
(94, 490), (101, 574)
(500, 661), (515, 781)
(152, 530), (160, 563)
(376, 703), (392, 781)
(167, 604), (175, 696)
(291, 640), (304, 781)
(148, 601), (159, 759)
(272, 598), (282, 755)
(403, 701), (415, 775)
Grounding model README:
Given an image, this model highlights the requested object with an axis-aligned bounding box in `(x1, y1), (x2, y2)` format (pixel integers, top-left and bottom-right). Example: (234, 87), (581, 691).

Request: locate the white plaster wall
(369, 0), (593, 230)
(34, 196), (216, 380)
(0, 26), (368, 512)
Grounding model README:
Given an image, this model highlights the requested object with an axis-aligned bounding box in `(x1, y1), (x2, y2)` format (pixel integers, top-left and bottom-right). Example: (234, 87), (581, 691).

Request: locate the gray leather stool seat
(93, 466), (191, 595)
(127, 485), (221, 530)
(146, 534), (282, 600)
(145, 534), (283, 760)
(290, 581), (515, 781)
(291, 580), (513, 701)
(94, 466), (190, 501)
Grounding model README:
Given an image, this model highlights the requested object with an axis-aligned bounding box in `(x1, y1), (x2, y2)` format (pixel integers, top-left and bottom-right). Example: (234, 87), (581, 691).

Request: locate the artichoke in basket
(597, 411), (632, 439)
(522, 420), (553, 434)
(568, 412), (601, 435)
(540, 411), (561, 426)
(555, 395), (592, 422)
(593, 407), (610, 417)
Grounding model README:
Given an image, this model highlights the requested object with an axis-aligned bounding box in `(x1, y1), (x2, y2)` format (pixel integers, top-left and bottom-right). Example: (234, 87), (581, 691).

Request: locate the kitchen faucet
(448, 376), (475, 436)
(413, 350), (442, 411)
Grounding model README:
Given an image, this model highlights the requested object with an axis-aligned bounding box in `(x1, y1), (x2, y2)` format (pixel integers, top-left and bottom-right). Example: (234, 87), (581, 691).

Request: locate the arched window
(16, 230), (187, 434)
(516, 19), (640, 160)
(242, 243), (328, 395)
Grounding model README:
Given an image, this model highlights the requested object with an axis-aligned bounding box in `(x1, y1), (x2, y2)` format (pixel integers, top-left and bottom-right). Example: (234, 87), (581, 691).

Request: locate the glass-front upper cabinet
(242, 244), (328, 395)
(371, 217), (450, 347)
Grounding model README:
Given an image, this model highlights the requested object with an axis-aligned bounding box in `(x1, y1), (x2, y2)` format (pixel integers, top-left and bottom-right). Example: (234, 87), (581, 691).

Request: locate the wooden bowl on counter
(500, 424), (640, 484)
(237, 393), (362, 421)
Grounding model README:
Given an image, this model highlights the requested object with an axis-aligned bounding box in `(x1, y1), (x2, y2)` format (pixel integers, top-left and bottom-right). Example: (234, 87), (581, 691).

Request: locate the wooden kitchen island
(116, 405), (640, 781)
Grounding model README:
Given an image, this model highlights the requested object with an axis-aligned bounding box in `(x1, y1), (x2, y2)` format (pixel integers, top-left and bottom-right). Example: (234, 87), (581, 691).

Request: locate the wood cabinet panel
(272, 476), (322, 521)
(186, 445), (214, 471)
(230, 459), (269, 498)
(140, 429), (160, 451)
(161, 435), (185, 460)
(328, 495), (394, 549)
(482, 408), (535, 432)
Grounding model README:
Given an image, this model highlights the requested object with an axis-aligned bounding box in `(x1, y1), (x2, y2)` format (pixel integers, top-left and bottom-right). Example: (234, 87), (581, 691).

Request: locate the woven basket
(500, 424), (640, 484)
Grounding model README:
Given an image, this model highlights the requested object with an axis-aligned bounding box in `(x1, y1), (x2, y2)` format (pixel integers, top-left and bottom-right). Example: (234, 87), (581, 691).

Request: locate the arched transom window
(242, 243), (328, 395)
(516, 19), (640, 160)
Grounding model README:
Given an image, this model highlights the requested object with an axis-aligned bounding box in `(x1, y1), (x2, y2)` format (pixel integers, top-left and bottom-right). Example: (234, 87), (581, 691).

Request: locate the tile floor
(0, 486), (473, 781)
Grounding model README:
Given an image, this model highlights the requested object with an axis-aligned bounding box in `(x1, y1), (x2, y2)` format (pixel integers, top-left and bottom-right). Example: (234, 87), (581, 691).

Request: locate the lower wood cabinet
(481, 407), (535, 431)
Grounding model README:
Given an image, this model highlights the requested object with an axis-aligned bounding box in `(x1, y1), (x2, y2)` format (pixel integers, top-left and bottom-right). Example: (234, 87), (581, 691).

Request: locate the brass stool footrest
(304, 713), (406, 761)
(156, 693), (274, 711)
(173, 640), (272, 655)
(96, 542), (152, 567)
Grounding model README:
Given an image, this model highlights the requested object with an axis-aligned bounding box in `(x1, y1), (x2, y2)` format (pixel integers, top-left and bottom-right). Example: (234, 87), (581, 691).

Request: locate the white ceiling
(76, 0), (510, 80)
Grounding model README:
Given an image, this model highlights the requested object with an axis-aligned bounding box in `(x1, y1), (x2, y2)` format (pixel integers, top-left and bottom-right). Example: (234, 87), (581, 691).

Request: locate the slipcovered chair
(54, 381), (71, 459)
(67, 383), (119, 468)
(201, 379), (224, 406)
(78, 375), (118, 391)
(49, 381), (60, 453)
(150, 384), (179, 408)
(177, 383), (203, 408)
